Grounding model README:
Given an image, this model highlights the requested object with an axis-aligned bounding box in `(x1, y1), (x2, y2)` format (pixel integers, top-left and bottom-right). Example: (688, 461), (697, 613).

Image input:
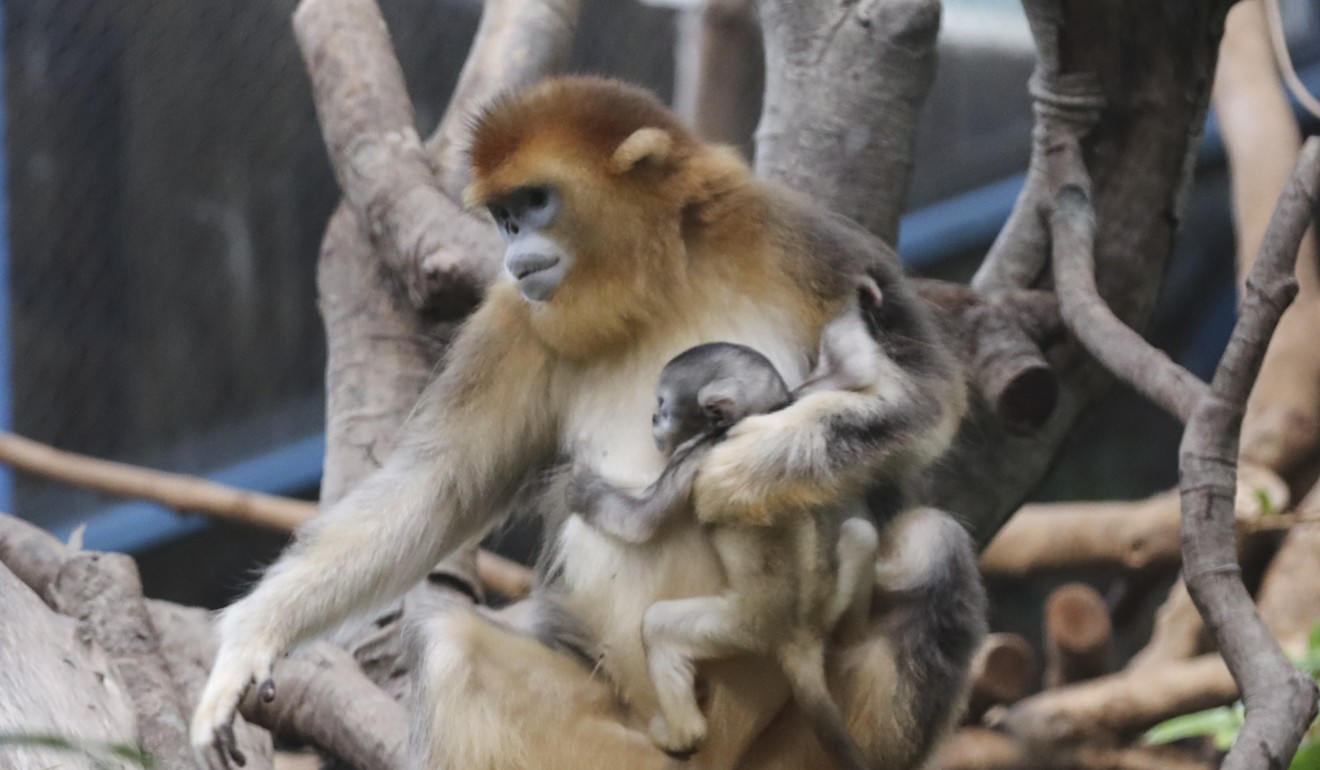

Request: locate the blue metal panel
(53, 434), (325, 553)
(898, 173), (1025, 269)
(895, 60), (1320, 270)
(0, 0), (15, 513)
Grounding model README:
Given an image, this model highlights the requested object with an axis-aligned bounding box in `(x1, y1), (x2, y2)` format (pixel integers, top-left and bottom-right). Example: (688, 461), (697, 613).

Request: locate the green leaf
(1145, 707), (1242, 745)
(0, 732), (152, 768)
(1308, 621), (1320, 656)
(1256, 488), (1279, 516)
(1291, 741), (1320, 770)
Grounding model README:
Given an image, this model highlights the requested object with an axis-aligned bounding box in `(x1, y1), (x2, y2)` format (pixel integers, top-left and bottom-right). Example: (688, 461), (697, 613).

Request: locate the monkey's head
(651, 343), (792, 456)
(465, 77), (746, 355)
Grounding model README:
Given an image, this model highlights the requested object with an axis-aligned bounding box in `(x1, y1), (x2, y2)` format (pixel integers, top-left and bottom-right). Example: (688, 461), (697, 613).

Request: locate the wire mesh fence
(1, 0), (677, 539)
(6, 0), (1314, 541)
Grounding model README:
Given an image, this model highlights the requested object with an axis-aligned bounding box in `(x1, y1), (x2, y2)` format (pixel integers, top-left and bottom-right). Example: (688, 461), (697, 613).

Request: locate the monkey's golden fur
(192, 76), (983, 770)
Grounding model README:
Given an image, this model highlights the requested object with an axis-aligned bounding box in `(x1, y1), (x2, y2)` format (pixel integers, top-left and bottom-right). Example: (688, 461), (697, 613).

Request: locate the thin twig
(0, 430), (534, 599)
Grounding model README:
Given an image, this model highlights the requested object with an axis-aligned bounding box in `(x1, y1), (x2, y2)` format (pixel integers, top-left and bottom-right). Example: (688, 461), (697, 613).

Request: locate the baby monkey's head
(651, 342), (792, 456)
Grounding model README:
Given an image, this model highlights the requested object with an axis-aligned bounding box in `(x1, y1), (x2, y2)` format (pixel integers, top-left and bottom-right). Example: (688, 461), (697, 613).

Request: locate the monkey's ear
(857, 276), (883, 308)
(610, 128), (674, 174)
(697, 378), (741, 428)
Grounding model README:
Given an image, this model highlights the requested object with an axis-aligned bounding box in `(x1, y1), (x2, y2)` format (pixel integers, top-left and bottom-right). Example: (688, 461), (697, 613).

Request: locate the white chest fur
(553, 298), (812, 712)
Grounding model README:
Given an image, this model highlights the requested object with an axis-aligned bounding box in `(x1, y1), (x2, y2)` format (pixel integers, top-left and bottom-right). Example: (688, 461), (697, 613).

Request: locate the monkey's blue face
(487, 186), (572, 302)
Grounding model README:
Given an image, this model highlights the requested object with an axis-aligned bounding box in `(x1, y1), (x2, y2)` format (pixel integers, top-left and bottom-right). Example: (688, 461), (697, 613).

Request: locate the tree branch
(293, 0), (501, 318)
(673, 0), (762, 154)
(1217, 0), (1320, 477)
(980, 464), (1291, 577)
(992, 654), (1238, 745)
(0, 431), (533, 600)
(1043, 583), (1112, 688)
(1179, 137), (1320, 770)
(426, 0), (582, 199)
(1050, 183), (1210, 424)
(935, 0), (1232, 545)
(755, 0), (940, 243)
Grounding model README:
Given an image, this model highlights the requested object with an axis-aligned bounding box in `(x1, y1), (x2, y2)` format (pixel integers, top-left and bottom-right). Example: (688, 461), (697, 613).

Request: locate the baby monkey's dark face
(651, 383), (714, 456)
(651, 343), (793, 457)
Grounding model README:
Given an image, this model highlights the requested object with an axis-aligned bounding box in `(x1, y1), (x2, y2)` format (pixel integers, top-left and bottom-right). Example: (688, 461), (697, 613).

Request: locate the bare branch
(1128, 580), (1206, 671)
(1050, 183), (1210, 423)
(755, 0), (940, 243)
(992, 654), (1238, 745)
(241, 644), (407, 770)
(1179, 137), (1320, 770)
(0, 564), (141, 770)
(966, 633), (1037, 723)
(1257, 523), (1320, 650)
(427, 0), (582, 199)
(931, 728), (1213, 770)
(293, 0), (500, 318)
(937, 0), (1232, 544)
(0, 431), (533, 599)
(915, 281), (1064, 431)
(1043, 584), (1112, 688)
(1217, 0), (1320, 476)
(0, 430), (310, 531)
(47, 554), (196, 770)
(673, 0), (762, 153)
(980, 464), (1290, 577)
(971, 0), (1104, 292)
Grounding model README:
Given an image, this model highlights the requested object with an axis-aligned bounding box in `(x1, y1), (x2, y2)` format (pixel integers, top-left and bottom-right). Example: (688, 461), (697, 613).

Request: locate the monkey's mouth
(508, 255), (564, 302)
(509, 254), (560, 281)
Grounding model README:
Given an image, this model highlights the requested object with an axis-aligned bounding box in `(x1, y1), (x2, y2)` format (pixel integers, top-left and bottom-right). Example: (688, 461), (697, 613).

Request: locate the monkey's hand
(191, 639), (276, 770)
(693, 392), (865, 527)
(567, 453), (701, 545)
(565, 464), (614, 516)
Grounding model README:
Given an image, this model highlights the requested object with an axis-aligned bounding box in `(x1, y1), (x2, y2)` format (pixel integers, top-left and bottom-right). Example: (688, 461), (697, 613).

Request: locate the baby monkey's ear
(610, 127), (674, 174)
(857, 275), (883, 308)
(696, 377), (741, 428)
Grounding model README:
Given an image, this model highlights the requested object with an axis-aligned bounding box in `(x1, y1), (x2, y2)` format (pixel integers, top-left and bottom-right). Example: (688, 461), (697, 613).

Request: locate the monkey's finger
(258, 678), (276, 703)
(218, 722), (247, 768)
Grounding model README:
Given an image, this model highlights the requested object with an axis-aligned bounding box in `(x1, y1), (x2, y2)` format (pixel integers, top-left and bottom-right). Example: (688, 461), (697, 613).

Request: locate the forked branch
(1048, 135), (1320, 769)
(1179, 137), (1320, 770)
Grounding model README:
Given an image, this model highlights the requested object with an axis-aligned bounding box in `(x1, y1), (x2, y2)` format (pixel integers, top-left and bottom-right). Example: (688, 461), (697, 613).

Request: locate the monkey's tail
(777, 641), (872, 770)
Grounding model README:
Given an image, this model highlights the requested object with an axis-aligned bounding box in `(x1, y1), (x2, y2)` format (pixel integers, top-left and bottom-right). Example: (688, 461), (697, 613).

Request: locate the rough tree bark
(941, 0), (1235, 545)
(0, 565), (140, 770)
(755, 0), (939, 245)
(298, 0), (580, 667)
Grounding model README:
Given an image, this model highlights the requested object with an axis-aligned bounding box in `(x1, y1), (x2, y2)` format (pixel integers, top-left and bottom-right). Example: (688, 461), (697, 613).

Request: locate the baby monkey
(567, 282), (887, 770)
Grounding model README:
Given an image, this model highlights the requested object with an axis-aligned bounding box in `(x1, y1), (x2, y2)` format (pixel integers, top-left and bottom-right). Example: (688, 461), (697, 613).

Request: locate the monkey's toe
(648, 714), (706, 761)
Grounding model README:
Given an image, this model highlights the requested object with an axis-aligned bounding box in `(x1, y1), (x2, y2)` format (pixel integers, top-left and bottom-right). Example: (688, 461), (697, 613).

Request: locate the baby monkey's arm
(567, 440), (711, 544)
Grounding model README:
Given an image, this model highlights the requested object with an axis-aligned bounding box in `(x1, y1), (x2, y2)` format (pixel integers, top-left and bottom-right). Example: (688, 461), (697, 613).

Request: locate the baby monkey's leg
(828, 517), (881, 641)
(642, 594), (768, 758)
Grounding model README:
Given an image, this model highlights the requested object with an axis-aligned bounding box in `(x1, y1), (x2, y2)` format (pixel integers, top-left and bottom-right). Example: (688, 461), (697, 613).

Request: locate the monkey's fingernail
(219, 723), (246, 767)
(259, 679), (276, 702)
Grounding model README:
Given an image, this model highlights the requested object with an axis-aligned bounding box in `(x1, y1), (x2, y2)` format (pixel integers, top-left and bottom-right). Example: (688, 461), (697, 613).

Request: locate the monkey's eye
(527, 187), (550, 210)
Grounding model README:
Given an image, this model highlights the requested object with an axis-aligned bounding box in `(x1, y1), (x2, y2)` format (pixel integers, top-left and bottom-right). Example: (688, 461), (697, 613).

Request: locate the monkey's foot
(648, 713), (706, 760)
